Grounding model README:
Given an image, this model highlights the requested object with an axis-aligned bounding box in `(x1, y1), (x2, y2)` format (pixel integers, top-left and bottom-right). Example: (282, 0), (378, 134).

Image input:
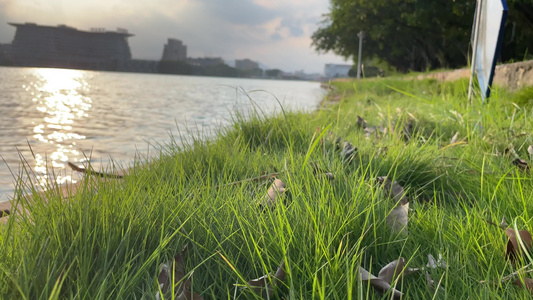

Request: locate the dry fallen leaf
(403, 120), (414, 141)
(512, 158), (530, 172)
(500, 217), (509, 228)
(377, 257), (418, 284)
(358, 266), (403, 299)
(504, 145), (516, 157)
(341, 141), (357, 160)
(260, 179), (286, 209)
(357, 115), (368, 129)
(176, 273), (204, 300)
(513, 277), (533, 293)
(248, 260), (286, 299)
(527, 145), (533, 155)
(156, 244), (191, 300)
(357, 258), (418, 298)
(528, 145), (533, 156)
(426, 271), (435, 290)
(324, 172), (335, 180)
(505, 228), (533, 263)
(0, 209), (9, 217)
(364, 126), (377, 138)
(425, 254), (446, 293)
(376, 177), (408, 205)
(450, 131), (459, 144)
(386, 203), (409, 235)
(311, 163), (335, 181)
(426, 253), (447, 269)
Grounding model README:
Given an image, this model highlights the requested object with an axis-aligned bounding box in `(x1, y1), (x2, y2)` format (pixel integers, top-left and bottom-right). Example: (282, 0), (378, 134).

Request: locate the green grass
(2, 77), (533, 299)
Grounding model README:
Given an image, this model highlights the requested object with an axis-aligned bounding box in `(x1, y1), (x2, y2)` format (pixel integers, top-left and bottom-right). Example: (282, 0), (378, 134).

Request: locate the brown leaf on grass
(324, 172), (335, 180)
(358, 266), (403, 299)
(378, 125), (388, 135)
(505, 228), (533, 263)
(156, 244), (190, 300)
(403, 120), (414, 141)
(259, 179), (286, 209)
(357, 115), (368, 129)
(512, 158), (530, 172)
(377, 257), (418, 284)
(176, 273), (204, 300)
(248, 260), (286, 299)
(341, 141), (357, 161)
(504, 145), (515, 156)
(357, 258), (418, 298)
(513, 277), (533, 293)
(500, 217), (509, 228)
(386, 203), (409, 235)
(376, 177), (408, 205)
(425, 254), (446, 293)
(450, 131), (459, 144)
(426, 254), (447, 269)
(364, 126), (377, 138)
(426, 271), (435, 290)
(311, 163), (334, 181)
(328, 132), (357, 160)
(0, 209), (9, 218)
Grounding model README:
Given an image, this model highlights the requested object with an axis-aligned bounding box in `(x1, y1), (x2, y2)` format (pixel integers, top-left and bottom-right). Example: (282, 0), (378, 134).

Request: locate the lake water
(0, 67), (325, 202)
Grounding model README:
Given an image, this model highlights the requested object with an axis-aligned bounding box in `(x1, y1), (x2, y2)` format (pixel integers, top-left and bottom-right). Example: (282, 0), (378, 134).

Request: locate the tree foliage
(312, 0), (533, 72)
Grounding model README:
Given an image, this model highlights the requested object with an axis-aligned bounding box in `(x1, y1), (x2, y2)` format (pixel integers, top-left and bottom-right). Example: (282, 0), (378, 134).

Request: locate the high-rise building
(8, 22), (133, 70)
(0, 43), (12, 64)
(187, 57), (224, 67)
(161, 39), (187, 61)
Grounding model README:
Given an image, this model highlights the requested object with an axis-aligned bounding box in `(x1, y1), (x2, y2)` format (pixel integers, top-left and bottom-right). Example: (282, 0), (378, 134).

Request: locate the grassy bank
(1, 77), (533, 299)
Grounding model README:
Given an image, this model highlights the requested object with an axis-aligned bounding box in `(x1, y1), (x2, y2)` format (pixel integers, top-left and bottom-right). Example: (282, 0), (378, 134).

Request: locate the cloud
(278, 17), (304, 37)
(270, 32), (282, 41)
(0, 0), (348, 73)
(199, 0), (279, 26)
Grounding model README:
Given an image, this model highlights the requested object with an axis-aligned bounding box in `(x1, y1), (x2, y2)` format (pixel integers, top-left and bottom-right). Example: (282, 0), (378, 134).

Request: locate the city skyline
(0, 0), (349, 74)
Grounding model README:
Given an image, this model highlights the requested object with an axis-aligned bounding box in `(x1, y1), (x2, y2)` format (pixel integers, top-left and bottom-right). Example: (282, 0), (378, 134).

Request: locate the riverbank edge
(2, 59), (528, 224)
(0, 167), (129, 224)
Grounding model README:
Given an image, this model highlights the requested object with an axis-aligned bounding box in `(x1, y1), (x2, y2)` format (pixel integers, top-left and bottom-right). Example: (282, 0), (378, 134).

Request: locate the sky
(0, 0), (350, 74)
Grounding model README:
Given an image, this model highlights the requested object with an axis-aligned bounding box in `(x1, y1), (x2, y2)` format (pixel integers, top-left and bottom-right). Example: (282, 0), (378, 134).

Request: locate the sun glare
(28, 68), (92, 188)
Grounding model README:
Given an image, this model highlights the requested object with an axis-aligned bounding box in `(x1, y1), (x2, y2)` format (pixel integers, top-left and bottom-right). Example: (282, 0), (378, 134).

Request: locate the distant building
(235, 58), (259, 71)
(0, 43), (12, 64)
(324, 64), (352, 79)
(117, 59), (158, 73)
(161, 38), (187, 61)
(187, 57), (224, 67)
(8, 22), (133, 70)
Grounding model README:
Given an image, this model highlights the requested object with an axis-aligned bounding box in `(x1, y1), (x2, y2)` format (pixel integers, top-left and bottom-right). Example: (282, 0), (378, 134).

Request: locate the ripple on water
(0, 67), (325, 201)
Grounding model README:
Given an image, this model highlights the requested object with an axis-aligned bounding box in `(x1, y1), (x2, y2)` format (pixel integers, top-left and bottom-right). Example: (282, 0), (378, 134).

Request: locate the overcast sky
(0, 0), (350, 74)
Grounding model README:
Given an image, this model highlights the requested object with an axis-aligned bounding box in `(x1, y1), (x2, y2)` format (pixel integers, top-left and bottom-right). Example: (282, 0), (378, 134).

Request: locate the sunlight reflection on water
(0, 67), (325, 201)
(30, 68), (93, 188)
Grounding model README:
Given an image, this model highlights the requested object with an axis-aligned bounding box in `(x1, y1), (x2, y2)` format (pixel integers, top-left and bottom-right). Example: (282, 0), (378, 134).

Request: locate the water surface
(0, 67), (324, 201)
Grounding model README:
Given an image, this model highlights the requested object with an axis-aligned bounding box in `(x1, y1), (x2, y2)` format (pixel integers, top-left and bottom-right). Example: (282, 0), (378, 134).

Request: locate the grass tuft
(1, 78), (533, 299)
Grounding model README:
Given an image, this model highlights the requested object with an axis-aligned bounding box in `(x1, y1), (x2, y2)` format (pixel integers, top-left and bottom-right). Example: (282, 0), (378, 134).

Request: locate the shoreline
(0, 165), (128, 224)
(3, 74), (533, 297)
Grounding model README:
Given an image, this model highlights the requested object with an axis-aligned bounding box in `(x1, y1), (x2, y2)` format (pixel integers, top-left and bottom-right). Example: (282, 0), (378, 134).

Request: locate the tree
(158, 60), (193, 75)
(265, 69), (282, 78)
(312, 0), (532, 72)
(501, 0), (533, 62)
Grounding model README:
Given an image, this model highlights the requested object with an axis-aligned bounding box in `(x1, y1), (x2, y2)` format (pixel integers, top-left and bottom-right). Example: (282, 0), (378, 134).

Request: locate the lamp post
(356, 31), (364, 79)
